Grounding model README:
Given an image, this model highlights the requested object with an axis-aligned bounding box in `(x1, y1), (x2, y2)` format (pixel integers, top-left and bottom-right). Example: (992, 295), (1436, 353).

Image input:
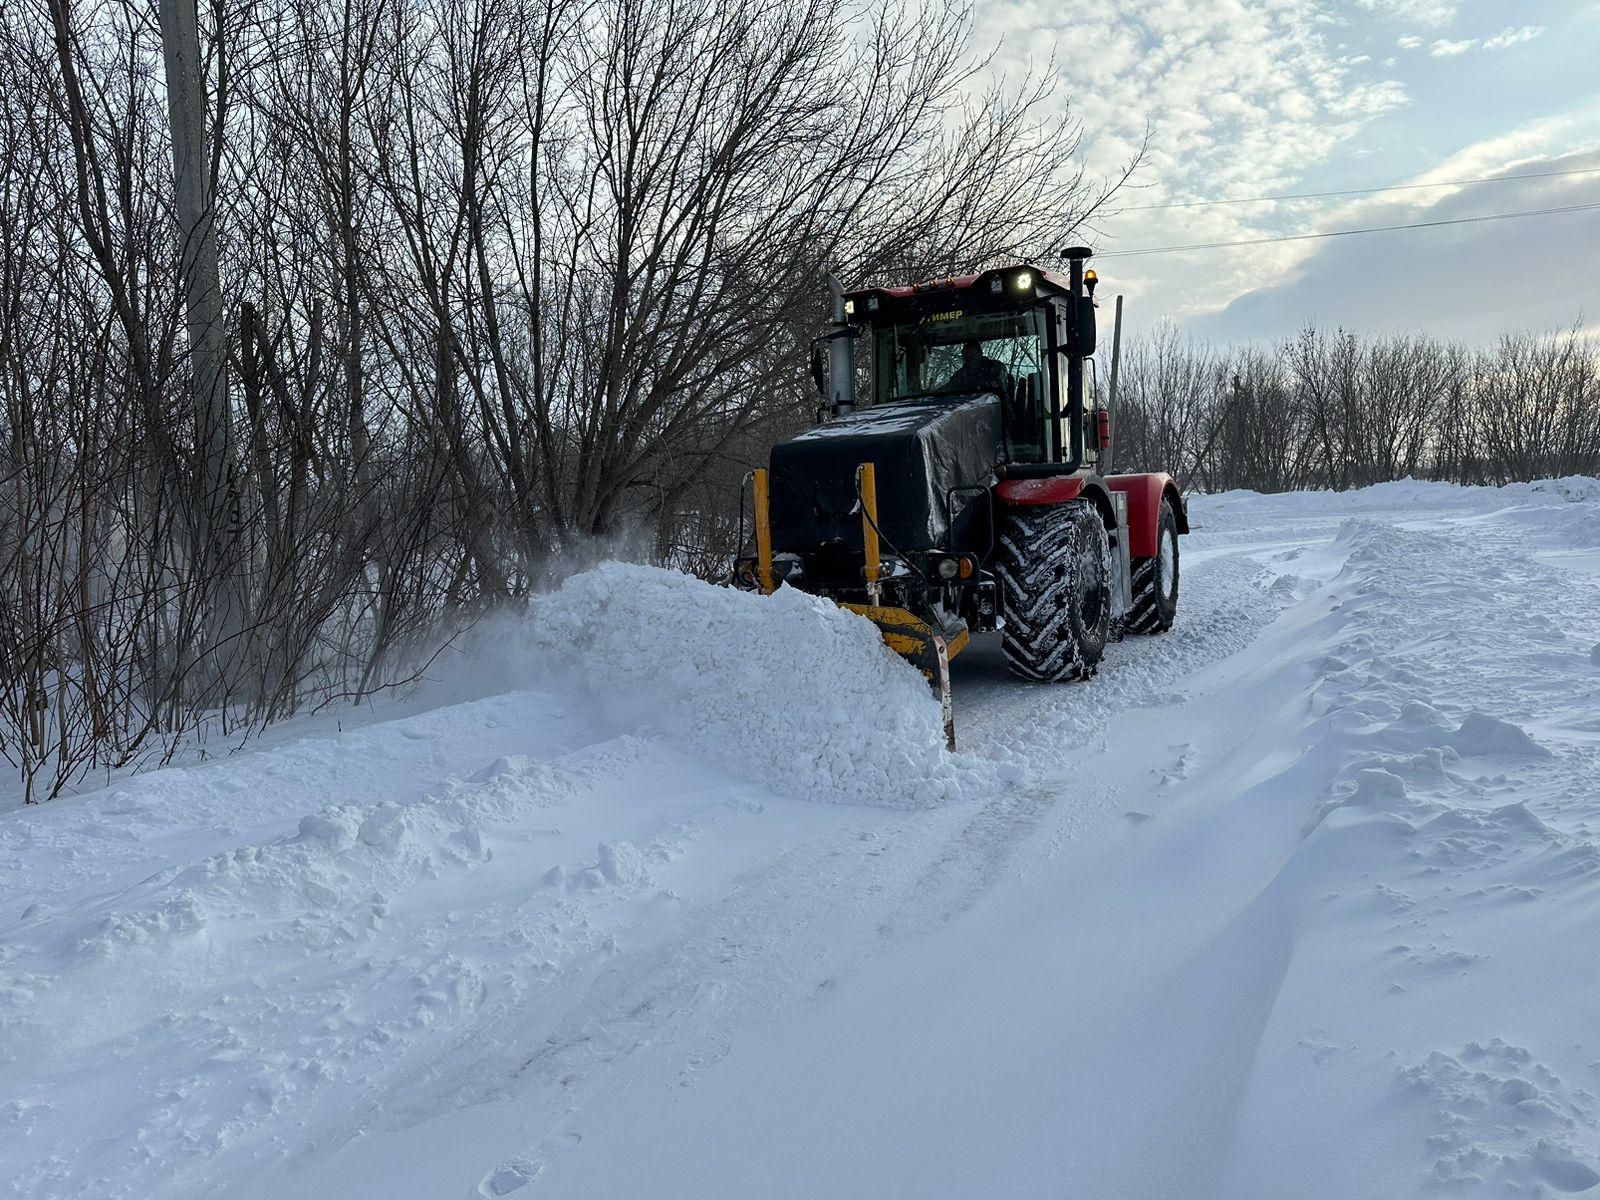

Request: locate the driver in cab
(943, 339), (1009, 396)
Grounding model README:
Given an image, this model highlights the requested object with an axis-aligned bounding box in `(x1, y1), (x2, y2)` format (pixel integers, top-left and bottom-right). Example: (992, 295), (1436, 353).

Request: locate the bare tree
(2, 0), (1115, 800)
(1111, 322), (1599, 495)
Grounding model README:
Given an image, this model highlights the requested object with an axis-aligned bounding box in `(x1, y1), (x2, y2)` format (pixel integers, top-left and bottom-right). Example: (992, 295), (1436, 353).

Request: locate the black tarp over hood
(768, 395), (1002, 554)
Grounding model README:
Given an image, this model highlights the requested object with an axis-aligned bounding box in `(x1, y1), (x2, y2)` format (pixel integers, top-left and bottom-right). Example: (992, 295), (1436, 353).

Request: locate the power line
(1093, 200), (1600, 259)
(1117, 165), (1600, 212)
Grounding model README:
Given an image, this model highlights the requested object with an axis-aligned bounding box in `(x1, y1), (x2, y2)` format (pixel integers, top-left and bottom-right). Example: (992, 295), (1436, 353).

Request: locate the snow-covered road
(5, 480), (1600, 1199)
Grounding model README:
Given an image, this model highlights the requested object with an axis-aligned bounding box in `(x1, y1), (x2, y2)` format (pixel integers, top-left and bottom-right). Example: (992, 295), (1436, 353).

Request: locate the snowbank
(6, 477), (1600, 1200)
(1192, 473), (1600, 521)
(508, 564), (1004, 808)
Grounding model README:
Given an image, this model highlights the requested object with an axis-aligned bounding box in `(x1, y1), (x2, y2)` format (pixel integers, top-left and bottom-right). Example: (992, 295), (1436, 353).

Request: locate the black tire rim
(1159, 524), (1178, 600)
(1079, 528), (1106, 629)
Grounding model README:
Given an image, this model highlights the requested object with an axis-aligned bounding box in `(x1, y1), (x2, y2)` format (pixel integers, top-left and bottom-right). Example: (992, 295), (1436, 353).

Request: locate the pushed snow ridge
(510, 564), (1006, 808)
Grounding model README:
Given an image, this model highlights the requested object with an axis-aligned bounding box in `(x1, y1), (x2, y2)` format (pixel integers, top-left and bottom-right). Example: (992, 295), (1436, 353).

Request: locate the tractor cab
(838, 264), (1099, 471)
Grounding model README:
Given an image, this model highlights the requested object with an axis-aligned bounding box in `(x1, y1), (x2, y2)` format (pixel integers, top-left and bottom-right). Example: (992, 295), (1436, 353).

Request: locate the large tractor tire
(1127, 496), (1180, 635)
(995, 500), (1112, 682)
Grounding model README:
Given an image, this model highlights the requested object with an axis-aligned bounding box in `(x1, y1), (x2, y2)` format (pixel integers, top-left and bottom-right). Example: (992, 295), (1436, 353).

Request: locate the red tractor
(734, 248), (1186, 744)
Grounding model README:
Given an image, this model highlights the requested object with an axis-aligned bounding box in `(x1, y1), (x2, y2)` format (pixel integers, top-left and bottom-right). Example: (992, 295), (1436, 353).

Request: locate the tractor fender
(1106, 472), (1187, 558)
(994, 475), (1118, 534)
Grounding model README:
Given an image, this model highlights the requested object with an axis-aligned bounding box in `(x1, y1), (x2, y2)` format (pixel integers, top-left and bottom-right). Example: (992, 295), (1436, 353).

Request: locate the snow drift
(508, 563), (1005, 807)
(7, 478), (1600, 1200)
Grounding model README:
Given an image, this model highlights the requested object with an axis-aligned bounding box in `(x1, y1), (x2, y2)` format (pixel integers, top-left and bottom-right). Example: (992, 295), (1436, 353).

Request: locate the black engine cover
(768, 395), (1001, 556)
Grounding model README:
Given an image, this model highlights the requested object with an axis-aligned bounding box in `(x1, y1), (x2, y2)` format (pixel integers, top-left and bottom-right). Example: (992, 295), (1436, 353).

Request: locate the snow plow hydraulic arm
(753, 467), (775, 594)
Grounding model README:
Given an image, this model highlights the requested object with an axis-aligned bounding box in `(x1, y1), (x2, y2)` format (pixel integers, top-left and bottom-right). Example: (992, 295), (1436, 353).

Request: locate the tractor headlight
(1013, 271), (1034, 291)
(929, 554), (977, 581)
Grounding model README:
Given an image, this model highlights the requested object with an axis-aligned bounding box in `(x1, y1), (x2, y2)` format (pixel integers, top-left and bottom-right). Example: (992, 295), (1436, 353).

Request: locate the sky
(974, 0), (1600, 345)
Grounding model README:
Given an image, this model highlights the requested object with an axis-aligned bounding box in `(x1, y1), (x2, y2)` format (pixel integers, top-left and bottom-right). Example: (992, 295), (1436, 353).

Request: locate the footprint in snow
(479, 1132), (583, 1195)
(480, 1157), (541, 1195)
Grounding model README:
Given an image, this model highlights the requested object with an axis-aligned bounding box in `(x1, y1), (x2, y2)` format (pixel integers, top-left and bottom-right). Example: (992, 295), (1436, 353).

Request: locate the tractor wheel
(995, 500), (1111, 682)
(1127, 497), (1180, 635)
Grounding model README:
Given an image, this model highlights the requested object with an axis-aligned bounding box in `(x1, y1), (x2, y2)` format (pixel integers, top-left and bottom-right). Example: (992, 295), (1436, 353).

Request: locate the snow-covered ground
(5, 479), (1600, 1200)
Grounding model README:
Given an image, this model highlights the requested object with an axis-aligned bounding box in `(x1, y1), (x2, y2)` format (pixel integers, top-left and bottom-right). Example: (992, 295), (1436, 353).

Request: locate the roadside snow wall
(510, 564), (1004, 808)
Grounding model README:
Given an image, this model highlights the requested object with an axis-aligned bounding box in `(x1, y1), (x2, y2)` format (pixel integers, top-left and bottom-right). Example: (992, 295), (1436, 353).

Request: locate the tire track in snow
(363, 540), (1296, 1193)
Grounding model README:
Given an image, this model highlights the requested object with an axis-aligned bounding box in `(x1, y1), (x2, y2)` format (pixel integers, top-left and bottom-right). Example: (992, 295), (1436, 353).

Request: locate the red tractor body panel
(994, 476), (1085, 505)
(996, 472), (1185, 559)
(994, 475), (1118, 547)
(1107, 472), (1186, 558)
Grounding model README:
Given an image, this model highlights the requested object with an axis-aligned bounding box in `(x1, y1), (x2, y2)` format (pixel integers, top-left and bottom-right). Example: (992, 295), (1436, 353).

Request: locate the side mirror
(1075, 295), (1097, 356)
(809, 343), (828, 397)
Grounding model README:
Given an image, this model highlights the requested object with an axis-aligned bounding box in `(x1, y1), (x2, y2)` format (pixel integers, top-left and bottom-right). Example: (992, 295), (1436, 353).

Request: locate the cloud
(1424, 24), (1544, 58)
(1357, 0), (1459, 28)
(971, 0), (1592, 344)
(976, 0), (1408, 324)
(1189, 133), (1600, 345)
(1482, 25), (1544, 50)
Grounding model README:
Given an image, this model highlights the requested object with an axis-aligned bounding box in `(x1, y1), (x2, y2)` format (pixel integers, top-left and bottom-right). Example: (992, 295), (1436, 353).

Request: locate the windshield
(871, 309), (1047, 407)
(870, 307), (1052, 460)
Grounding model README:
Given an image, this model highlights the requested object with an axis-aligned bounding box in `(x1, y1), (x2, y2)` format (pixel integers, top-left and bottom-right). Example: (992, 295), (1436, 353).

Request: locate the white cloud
(970, 0), (1593, 341)
(1193, 159), (1600, 345)
(1357, 0), (1459, 28)
(1424, 24), (1543, 58)
(1332, 112), (1600, 224)
(1193, 118), (1600, 344)
(1482, 24), (1544, 50)
(975, 0), (1409, 321)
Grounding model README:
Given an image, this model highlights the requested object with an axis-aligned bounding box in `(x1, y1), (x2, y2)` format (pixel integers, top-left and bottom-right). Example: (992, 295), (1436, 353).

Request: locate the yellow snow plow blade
(840, 602), (965, 749)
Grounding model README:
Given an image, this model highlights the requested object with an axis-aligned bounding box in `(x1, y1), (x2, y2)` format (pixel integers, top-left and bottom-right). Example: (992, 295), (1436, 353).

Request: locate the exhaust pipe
(827, 272), (855, 416)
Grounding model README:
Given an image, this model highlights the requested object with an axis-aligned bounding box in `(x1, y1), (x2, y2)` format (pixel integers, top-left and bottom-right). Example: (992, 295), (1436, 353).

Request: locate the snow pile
(510, 564), (1004, 807)
(1524, 475), (1600, 504)
(1445, 711), (1553, 758)
(1400, 1041), (1600, 1194)
(0, 743), (640, 1064)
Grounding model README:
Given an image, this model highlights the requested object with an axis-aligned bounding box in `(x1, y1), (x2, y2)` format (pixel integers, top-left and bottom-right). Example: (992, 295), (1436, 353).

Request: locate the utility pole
(1104, 294), (1124, 473)
(160, 0), (243, 654)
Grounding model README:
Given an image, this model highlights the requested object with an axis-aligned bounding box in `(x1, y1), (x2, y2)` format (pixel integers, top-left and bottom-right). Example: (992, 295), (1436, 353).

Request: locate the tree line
(1108, 322), (1600, 493)
(1, 0), (1105, 800)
